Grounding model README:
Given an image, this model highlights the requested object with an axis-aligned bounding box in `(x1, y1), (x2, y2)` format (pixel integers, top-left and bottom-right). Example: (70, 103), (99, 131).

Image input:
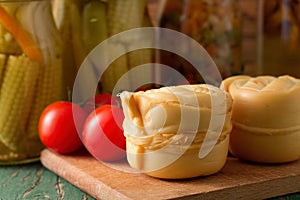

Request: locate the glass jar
(257, 0), (300, 77)
(0, 0), (63, 164)
(157, 0), (243, 85)
(52, 0), (154, 96)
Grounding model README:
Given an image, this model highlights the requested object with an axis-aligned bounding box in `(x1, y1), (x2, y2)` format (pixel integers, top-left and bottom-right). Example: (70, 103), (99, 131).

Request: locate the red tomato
(38, 101), (88, 154)
(82, 105), (126, 162)
(83, 93), (121, 114)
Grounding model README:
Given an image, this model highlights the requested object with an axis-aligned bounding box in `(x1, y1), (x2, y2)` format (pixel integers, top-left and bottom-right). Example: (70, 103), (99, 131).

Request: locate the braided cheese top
(222, 75), (300, 129)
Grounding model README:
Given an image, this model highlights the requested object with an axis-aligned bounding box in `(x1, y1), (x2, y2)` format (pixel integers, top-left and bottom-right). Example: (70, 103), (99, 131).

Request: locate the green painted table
(0, 160), (299, 200)
(0, 162), (95, 200)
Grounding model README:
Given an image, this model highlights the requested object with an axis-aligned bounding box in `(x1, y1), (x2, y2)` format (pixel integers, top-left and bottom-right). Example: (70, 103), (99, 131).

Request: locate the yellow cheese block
(222, 75), (300, 163)
(120, 84), (233, 179)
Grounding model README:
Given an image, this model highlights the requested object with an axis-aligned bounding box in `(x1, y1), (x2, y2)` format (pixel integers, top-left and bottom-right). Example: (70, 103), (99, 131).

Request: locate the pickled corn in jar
(52, 0), (153, 97)
(0, 0), (63, 164)
(158, 0), (243, 84)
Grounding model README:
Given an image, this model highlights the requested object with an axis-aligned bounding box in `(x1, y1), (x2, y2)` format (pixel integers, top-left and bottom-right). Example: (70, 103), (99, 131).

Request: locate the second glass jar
(52, 0), (154, 96)
(157, 0), (243, 85)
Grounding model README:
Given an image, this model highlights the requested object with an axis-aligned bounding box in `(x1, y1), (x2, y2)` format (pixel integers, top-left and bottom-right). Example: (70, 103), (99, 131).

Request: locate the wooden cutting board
(40, 149), (300, 200)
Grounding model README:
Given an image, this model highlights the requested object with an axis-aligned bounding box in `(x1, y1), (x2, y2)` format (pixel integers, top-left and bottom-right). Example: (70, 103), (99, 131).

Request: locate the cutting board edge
(40, 149), (131, 200)
(40, 149), (300, 200)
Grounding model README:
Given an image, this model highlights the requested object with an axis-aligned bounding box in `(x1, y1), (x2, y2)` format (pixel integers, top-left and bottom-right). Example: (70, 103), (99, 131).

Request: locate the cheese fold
(120, 84), (232, 138)
(119, 84), (233, 179)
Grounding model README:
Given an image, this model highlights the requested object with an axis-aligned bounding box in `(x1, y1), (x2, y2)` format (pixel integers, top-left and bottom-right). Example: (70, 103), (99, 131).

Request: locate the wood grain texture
(40, 149), (300, 200)
(0, 162), (95, 200)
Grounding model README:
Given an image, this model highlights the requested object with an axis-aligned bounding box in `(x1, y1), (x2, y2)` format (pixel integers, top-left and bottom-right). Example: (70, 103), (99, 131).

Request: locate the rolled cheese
(120, 84), (233, 179)
(222, 75), (300, 163)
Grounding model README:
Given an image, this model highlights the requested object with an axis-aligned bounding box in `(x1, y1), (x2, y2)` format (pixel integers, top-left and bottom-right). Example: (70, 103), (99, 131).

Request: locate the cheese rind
(229, 126), (300, 163)
(222, 75), (300, 163)
(223, 75), (300, 129)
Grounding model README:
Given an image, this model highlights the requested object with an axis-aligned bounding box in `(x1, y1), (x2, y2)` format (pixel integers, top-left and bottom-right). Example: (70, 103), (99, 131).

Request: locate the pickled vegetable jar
(0, 0), (63, 164)
(258, 0), (300, 77)
(52, 0), (153, 96)
(158, 0), (243, 84)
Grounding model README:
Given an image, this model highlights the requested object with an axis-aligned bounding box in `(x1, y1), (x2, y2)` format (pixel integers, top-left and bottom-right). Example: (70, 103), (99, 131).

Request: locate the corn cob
(26, 55), (63, 138)
(0, 1), (64, 156)
(107, 0), (146, 37)
(127, 10), (153, 71)
(24, 60), (61, 155)
(128, 10), (154, 88)
(101, 43), (129, 93)
(0, 55), (26, 151)
(53, 0), (100, 100)
(99, 0), (147, 93)
(127, 48), (153, 86)
(0, 54), (7, 87)
(70, 2), (86, 69)
(82, 0), (108, 53)
(107, 0), (147, 47)
(70, 1), (102, 99)
(20, 57), (39, 134)
(0, 54), (16, 160)
(0, 140), (12, 160)
(21, 1), (64, 137)
(52, 0), (78, 94)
